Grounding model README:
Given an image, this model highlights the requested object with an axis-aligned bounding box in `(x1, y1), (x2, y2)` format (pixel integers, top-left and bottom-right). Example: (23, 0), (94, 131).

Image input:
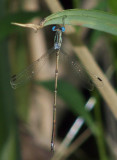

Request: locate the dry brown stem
(11, 18), (46, 31)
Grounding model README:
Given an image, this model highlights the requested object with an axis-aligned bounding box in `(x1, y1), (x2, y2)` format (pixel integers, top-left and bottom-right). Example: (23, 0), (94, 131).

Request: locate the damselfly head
(52, 26), (65, 32)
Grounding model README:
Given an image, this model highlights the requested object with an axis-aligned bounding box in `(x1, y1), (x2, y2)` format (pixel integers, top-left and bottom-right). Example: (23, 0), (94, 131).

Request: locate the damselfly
(10, 20), (103, 152)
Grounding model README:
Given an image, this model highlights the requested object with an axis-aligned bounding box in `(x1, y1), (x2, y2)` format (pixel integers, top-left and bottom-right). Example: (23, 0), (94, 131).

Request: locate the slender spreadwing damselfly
(10, 19), (103, 151)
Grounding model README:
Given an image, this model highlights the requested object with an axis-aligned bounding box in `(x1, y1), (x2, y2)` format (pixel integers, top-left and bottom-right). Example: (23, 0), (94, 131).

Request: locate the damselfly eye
(61, 27), (65, 32)
(52, 26), (56, 31)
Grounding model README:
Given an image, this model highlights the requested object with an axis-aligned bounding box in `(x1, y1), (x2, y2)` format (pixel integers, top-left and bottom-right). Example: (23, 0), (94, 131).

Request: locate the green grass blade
(44, 9), (117, 35)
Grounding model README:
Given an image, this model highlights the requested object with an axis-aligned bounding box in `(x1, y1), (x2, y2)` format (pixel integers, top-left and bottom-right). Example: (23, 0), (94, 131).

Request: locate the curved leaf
(44, 9), (117, 35)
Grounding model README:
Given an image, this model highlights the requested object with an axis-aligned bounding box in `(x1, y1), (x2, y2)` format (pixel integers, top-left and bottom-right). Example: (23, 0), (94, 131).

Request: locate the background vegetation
(0, 0), (117, 160)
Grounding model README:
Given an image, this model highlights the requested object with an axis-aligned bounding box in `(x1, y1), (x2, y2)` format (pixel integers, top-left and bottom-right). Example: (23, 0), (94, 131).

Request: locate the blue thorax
(52, 26), (65, 50)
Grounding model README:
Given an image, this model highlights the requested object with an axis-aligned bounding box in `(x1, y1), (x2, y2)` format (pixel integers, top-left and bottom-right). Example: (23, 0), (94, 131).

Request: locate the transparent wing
(10, 48), (55, 89)
(60, 49), (103, 91)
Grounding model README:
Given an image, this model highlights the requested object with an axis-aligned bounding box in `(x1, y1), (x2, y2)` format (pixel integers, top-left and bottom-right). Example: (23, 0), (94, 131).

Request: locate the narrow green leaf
(44, 9), (117, 35)
(37, 80), (99, 135)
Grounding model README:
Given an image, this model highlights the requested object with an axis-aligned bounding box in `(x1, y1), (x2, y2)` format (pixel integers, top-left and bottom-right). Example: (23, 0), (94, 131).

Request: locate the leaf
(44, 9), (117, 35)
(37, 80), (99, 135)
(0, 11), (47, 41)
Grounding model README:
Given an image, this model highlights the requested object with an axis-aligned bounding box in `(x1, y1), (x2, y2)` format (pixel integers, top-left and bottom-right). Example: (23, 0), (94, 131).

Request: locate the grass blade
(44, 9), (117, 35)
